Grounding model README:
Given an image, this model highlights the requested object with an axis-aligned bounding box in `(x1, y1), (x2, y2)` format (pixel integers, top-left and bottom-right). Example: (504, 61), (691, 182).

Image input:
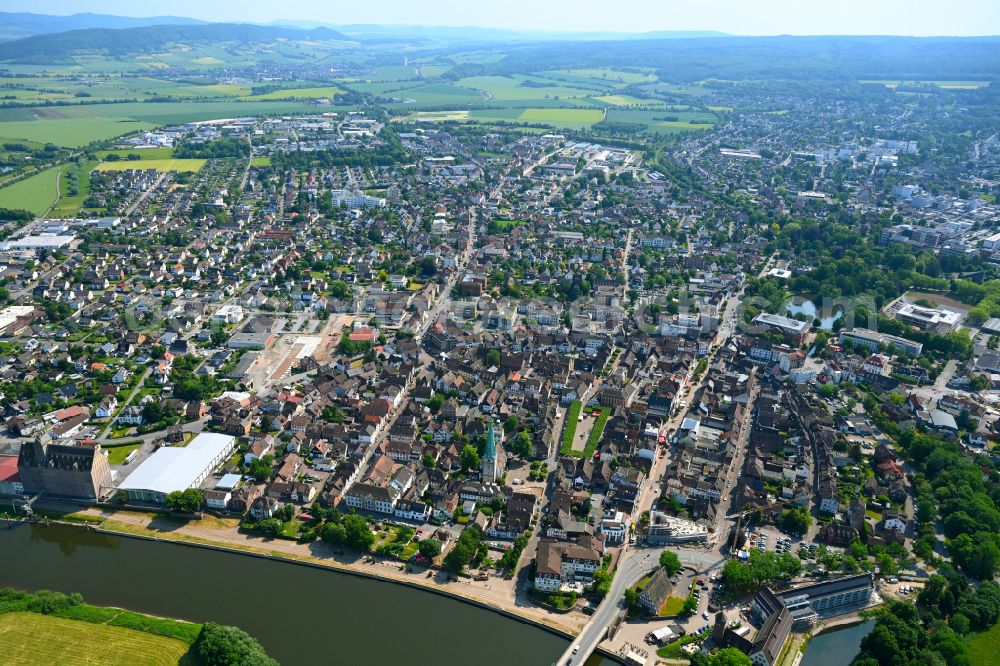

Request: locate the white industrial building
(211, 304), (245, 325)
(117, 433), (236, 503)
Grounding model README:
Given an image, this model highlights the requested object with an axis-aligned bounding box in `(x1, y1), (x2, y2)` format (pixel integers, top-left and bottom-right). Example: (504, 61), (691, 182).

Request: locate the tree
(691, 649), (753, 666)
(320, 522), (347, 546)
(193, 623), (278, 666)
(659, 550), (682, 576)
(419, 538), (442, 559)
(341, 514), (375, 552)
(510, 431), (534, 458)
(780, 507), (812, 535)
(485, 349), (501, 367)
(165, 488), (204, 513)
(624, 587), (640, 611)
(257, 518), (284, 537)
(248, 454), (274, 482)
(460, 445), (480, 473)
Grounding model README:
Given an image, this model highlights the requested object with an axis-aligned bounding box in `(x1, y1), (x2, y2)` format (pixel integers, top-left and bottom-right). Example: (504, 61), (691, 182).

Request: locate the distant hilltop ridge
(0, 22), (352, 62)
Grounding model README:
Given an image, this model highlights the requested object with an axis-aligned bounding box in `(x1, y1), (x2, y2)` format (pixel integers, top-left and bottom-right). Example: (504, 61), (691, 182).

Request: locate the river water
(0, 523), (569, 665)
(800, 620), (874, 666)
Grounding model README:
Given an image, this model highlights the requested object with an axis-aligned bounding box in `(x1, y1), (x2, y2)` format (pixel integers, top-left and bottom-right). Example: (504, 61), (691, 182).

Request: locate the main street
(553, 275), (748, 666)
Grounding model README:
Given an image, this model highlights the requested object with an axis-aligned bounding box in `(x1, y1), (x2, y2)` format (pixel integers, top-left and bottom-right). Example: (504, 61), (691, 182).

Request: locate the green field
(0, 118), (153, 147)
(104, 440), (143, 465)
(517, 108), (604, 129)
(250, 156), (272, 167)
(391, 83), (484, 105)
(0, 166), (61, 215)
(457, 75), (596, 102)
(0, 99), (331, 147)
(252, 86), (344, 100)
(0, 612), (191, 666)
(97, 147), (176, 159)
(549, 68), (655, 84)
(970, 621), (1000, 665)
(594, 94), (662, 106)
(49, 160), (99, 218)
(96, 158), (206, 173)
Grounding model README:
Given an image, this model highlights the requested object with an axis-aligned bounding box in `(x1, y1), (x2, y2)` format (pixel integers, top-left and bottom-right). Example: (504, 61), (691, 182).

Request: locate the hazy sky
(5, 0), (999, 36)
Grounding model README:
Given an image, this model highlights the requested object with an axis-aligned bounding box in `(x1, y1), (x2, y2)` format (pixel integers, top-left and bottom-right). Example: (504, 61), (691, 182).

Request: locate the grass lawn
(251, 86), (343, 100)
(0, 612), (192, 666)
(583, 406), (611, 458)
(560, 400), (583, 456)
(104, 441), (142, 465)
(49, 160), (99, 218)
(517, 108), (603, 129)
(96, 158), (206, 173)
(970, 620), (1000, 664)
(0, 118), (153, 147)
(0, 165), (61, 215)
(657, 633), (701, 660)
(250, 156), (272, 167)
(97, 147), (175, 159)
(659, 595), (687, 617)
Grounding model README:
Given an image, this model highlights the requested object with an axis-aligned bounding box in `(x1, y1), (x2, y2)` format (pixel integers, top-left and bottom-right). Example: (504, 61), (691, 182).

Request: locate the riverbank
(1, 520), (572, 665)
(7, 508), (589, 641)
(779, 611), (873, 666)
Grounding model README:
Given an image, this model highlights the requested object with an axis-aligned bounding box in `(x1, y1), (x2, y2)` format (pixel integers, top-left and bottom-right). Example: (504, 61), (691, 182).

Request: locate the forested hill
(0, 12), (205, 42)
(0, 23), (352, 62)
(441, 35), (1000, 82)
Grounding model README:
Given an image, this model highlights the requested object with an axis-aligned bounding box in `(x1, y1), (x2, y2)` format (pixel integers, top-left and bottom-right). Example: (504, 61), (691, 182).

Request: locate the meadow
(0, 99), (327, 147)
(95, 158), (206, 173)
(0, 612), (191, 666)
(0, 166), (61, 215)
(49, 160), (99, 218)
(456, 75), (597, 102)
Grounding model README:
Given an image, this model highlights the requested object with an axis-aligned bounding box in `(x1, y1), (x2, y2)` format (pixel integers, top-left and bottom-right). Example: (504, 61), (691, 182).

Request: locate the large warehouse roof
(117, 433), (235, 495)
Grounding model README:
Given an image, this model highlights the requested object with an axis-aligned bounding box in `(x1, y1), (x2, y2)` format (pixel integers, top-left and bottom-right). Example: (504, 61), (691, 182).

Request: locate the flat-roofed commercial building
(117, 433), (236, 503)
(894, 303), (961, 333)
(840, 328), (923, 357)
(751, 312), (811, 343)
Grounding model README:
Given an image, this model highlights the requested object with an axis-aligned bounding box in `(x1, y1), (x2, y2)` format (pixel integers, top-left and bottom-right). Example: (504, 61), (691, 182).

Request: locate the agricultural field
(548, 68), (655, 84)
(517, 108), (604, 129)
(456, 75), (596, 102)
(0, 166), (61, 215)
(402, 110), (473, 122)
(97, 147), (176, 159)
(0, 612), (191, 666)
(605, 107), (718, 134)
(0, 99), (328, 147)
(594, 94), (665, 106)
(95, 159), (206, 173)
(389, 83), (484, 106)
(48, 160), (99, 218)
(0, 117), (153, 148)
(251, 86), (344, 100)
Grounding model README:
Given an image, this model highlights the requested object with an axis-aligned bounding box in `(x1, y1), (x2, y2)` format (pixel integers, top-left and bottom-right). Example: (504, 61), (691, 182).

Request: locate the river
(800, 620), (874, 666)
(0, 522), (569, 665)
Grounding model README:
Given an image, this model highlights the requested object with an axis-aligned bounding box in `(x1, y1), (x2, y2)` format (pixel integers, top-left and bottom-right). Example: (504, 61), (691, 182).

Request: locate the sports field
(0, 166), (61, 215)
(0, 612), (191, 666)
(96, 158), (206, 173)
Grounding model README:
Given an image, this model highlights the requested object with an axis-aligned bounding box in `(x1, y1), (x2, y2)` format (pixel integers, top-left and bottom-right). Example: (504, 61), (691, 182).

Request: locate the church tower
(481, 420), (506, 484)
